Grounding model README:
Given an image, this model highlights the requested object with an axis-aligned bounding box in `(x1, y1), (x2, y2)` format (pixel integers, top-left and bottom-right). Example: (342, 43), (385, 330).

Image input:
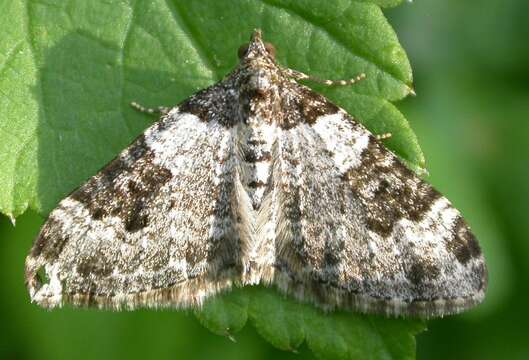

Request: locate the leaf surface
(0, 1), (425, 358)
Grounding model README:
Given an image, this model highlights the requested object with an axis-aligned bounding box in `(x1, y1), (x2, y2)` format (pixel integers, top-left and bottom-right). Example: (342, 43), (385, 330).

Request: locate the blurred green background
(1, 0), (528, 359)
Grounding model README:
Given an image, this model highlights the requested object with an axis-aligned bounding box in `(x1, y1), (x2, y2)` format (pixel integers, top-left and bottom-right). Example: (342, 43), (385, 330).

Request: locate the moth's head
(237, 29), (276, 63)
(237, 30), (281, 97)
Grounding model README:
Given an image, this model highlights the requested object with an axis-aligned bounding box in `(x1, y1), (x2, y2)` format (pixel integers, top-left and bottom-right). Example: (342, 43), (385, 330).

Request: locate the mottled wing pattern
(25, 88), (241, 309)
(25, 30), (487, 317)
(272, 104), (487, 317)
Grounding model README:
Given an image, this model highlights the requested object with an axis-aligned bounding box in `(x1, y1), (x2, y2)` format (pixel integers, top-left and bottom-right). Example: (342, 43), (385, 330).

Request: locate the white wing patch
(26, 110), (241, 309)
(312, 112), (370, 173)
(25, 30), (486, 318)
(271, 114), (486, 317)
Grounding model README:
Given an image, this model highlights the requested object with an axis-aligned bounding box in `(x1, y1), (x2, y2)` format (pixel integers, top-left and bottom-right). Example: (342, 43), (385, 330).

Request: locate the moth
(25, 30), (487, 318)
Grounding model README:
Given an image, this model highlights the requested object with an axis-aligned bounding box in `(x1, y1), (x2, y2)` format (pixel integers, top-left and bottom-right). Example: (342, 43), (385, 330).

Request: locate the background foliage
(0, 0), (421, 218)
(1, 0), (528, 359)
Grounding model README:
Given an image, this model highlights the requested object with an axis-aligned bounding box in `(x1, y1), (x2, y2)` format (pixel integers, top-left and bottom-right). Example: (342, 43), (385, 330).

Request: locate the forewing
(272, 108), (487, 317)
(25, 95), (240, 309)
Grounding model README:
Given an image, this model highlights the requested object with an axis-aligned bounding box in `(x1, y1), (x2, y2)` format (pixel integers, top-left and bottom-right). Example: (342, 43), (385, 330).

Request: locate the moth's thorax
(24, 30), (487, 319)
(234, 57), (282, 209)
(237, 62), (282, 124)
(237, 81), (278, 208)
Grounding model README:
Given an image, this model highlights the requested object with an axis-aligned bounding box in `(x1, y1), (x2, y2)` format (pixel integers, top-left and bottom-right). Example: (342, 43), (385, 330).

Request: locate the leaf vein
(117, 0), (135, 138)
(259, 0), (405, 88)
(0, 41), (24, 79)
(164, 0), (218, 80)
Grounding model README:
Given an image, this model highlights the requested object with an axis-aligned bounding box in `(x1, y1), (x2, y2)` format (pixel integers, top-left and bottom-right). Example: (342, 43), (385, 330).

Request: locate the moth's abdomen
(237, 121), (276, 209)
(24, 30), (487, 318)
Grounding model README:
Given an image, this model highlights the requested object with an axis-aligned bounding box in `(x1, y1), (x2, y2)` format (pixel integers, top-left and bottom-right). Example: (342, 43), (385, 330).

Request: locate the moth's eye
(238, 43), (249, 59)
(264, 42), (276, 59)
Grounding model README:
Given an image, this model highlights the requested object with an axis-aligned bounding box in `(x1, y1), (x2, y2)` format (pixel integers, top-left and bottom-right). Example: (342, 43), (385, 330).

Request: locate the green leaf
(248, 287), (306, 351)
(0, 0), (426, 358)
(0, 0), (423, 218)
(196, 287), (425, 358)
(194, 289), (249, 337)
(358, 0), (408, 9)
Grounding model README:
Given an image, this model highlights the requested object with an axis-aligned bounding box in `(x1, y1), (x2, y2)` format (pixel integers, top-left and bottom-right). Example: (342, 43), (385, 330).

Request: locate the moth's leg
(375, 133), (392, 141)
(130, 101), (171, 116)
(284, 68), (366, 86)
(285, 69), (390, 140)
